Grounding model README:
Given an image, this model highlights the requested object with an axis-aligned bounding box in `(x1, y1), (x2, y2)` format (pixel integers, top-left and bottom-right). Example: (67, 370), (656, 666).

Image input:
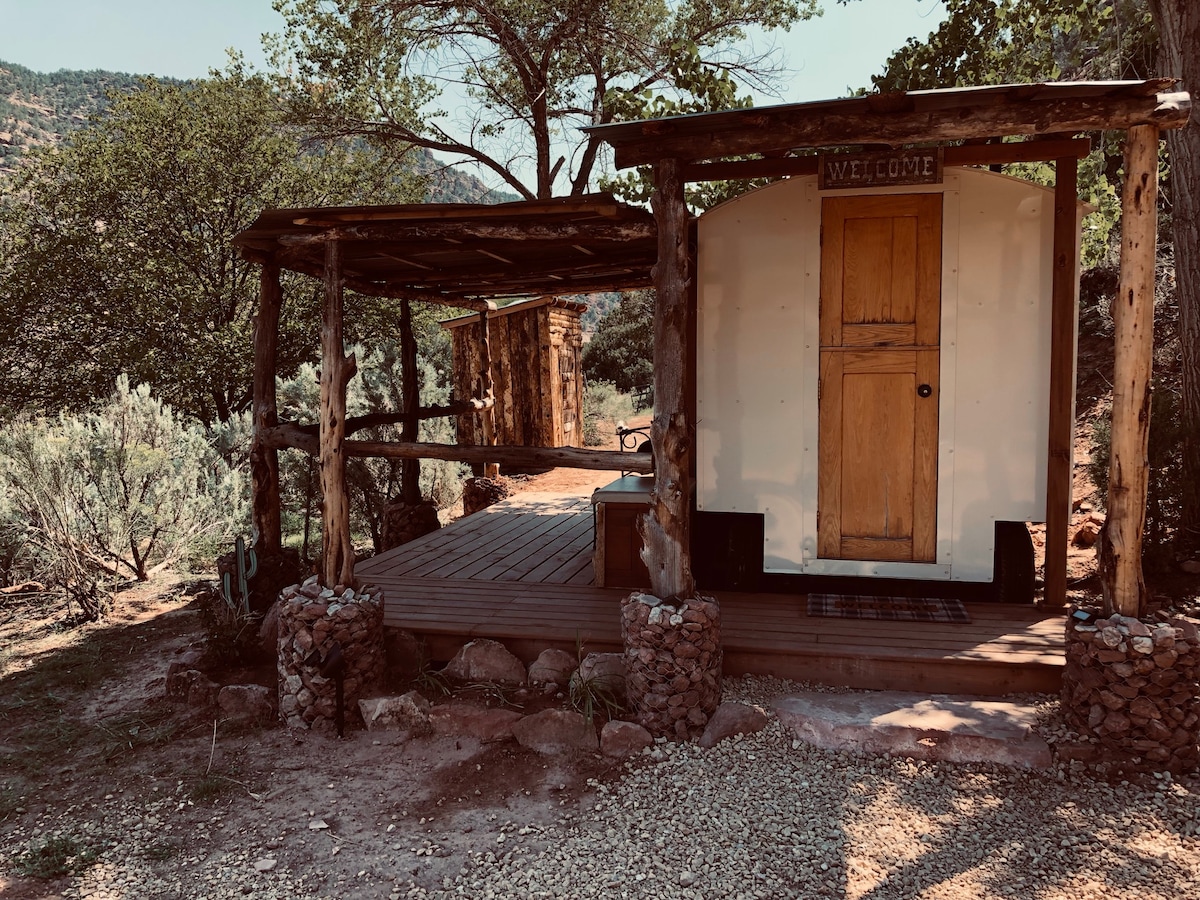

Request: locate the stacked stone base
(621, 593), (721, 741)
(379, 500), (441, 551)
(277, 578), (385, 732)
(1062, 612), (1200, 773)
(462, 477), (515, 516)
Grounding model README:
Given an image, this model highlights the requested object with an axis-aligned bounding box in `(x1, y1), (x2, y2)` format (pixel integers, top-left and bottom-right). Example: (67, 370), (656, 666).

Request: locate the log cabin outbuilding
(235, 79), (1191, 694)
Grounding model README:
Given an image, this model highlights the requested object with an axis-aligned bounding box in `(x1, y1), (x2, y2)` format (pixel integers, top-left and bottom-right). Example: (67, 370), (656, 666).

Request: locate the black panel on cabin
(693, 511), (764, 591)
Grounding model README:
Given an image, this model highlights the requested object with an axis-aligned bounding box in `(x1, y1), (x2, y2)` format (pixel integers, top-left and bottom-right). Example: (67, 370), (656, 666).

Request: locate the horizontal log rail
(262, 424), (653, 473)
(280, 399), (496, 438)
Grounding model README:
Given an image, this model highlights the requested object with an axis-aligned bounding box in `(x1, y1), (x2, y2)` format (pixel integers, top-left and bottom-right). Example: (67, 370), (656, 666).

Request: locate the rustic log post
(643, 157), (695, 599)
(478, 309), (500, 478)
(320, 237), (357, 587)
(249, 263), (283, 557)
(1043, 156), (1080, 608)
(399, 298), (421, 503)
(1099, 124), (1160, 616)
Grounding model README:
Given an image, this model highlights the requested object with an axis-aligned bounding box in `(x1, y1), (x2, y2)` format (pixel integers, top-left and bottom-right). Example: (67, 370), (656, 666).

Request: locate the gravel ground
(6, 676), (1200, 900)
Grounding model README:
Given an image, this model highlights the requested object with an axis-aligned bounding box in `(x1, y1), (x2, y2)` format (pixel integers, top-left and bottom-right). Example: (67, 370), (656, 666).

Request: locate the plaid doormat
(807, 594), (971, 623)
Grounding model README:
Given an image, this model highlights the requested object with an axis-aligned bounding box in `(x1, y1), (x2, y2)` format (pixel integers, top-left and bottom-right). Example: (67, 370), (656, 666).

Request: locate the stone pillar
(379, 499), (441, 551)
(277, 577), (385, 732)
(621, 592), (721, 741)
(1062, 611), (1200, 773)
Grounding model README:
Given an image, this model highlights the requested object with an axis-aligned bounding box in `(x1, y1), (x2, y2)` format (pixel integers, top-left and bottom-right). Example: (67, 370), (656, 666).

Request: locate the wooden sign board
(819, 148), (944, 190)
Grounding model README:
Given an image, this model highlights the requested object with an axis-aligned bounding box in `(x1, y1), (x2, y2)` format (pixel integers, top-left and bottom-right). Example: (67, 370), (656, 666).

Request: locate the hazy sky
(0, 0), (947, 102)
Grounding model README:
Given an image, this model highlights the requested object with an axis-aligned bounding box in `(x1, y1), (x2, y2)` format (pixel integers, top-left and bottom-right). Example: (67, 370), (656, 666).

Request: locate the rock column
(277, 577), (385, 732)
(1062, 612), (1200, 773)
(621, 593), (721, 741)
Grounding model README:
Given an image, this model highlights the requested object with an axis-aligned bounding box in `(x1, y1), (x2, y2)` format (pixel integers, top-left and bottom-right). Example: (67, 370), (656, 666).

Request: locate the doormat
(807, 594), (971, 623)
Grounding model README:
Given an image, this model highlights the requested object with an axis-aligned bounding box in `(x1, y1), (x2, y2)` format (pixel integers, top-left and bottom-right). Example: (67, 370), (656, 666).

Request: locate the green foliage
(275, 332), (467, 555)
(582, 381), (634, 448)
(0, 377), (246, 617)
(583, 291), (654, 394)
(869, 0), (1157, 274)
(0, 65), (424, 422)
(12, 835), (100, 879)
(870, 0), (1156, 93)
(269, 0), (817, 199)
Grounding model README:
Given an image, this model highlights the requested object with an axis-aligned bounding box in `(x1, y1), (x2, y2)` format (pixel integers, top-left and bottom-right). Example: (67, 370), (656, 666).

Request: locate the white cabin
(695, 167), (1084, 589)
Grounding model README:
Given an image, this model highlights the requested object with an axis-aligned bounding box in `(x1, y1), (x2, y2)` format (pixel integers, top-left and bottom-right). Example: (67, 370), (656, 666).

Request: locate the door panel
(818, 194), (942, 563)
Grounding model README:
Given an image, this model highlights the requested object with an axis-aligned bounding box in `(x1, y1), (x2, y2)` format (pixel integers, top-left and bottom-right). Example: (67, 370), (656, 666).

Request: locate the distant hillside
(0, 59), (517, 205)
(0, 60), (149, 173)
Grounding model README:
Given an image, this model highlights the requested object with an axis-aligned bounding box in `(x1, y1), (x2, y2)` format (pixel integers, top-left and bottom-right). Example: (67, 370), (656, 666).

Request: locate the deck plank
(364, 495), (1065, 695)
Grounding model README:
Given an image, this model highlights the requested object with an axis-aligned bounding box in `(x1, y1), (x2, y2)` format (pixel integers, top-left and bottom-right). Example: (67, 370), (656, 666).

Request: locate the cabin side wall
(696, 168), (1069, 582)
(446, 301), (585, 448)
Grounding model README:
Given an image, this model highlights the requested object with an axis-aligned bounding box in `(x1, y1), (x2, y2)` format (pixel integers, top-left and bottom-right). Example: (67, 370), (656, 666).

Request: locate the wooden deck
(357, 492), (1066, 695)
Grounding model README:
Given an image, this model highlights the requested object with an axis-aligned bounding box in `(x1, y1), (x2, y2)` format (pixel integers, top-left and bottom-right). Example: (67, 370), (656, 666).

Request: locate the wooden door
(818, 194), (942, 562)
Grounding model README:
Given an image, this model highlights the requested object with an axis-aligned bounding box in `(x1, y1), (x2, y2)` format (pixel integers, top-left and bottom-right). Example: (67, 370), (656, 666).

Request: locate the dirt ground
(0, 579), (624, 899)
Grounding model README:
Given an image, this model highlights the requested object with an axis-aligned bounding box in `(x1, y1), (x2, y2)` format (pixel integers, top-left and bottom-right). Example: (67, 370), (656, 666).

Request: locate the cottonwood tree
(268, 0), (818, 199)
(1149, 0), (1200, 555)
(0, 66), (423, 423)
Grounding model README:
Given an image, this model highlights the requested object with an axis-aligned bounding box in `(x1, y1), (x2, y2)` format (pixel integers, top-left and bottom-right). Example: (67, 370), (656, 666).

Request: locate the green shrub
(582, 381), (634, 447)
(0, 377), (246, 618)
(13, 835), (99, 878)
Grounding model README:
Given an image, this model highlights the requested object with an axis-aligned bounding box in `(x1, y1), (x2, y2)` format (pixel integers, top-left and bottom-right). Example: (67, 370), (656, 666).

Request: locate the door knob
(917, 384), (933, 398)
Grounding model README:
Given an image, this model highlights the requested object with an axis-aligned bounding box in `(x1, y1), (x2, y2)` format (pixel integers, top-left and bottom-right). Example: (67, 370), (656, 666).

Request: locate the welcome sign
(818, 148), (944, 190)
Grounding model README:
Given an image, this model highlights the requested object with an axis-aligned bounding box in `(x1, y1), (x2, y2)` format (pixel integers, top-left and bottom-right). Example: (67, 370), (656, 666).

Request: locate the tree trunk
(1100, 125), (1160, 617)
(1150, 0), (1200, 555)
(249, 264), (283, 556)
(399, 298), (421, 503)
(642, 157), (695, 599)
(320, 238), (357, 588)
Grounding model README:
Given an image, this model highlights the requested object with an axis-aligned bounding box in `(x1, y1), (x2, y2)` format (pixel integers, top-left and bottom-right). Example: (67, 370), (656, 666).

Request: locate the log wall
(446, 297), (586, 450)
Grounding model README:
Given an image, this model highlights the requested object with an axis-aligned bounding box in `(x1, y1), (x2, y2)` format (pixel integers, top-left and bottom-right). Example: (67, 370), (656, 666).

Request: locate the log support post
(643, 157), (695, 599)
(399, 298), (421, 503)
(1100, 124), (1160, 616)
(478, 309), (499, 478)
(320, 237), (357, 587)
(1043, 156), (1080, 607)
(250, 263), (283, 557)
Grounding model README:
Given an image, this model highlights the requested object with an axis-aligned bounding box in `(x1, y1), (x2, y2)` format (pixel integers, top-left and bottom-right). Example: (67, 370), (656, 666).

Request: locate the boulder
(165, 664), (212, 703)
(512, 709), (599, 754)
(359, 691), (431, 732)
(772, 691), (1052, 769)
(218, 684), (274, 723)
(444, 639), (527, 686)
(699, 702), (769, 749)
(600, 720), (654, 758)
(187, 676), (220, 709)
(428, 701), (523, 742)
(528, 648), (578, 687)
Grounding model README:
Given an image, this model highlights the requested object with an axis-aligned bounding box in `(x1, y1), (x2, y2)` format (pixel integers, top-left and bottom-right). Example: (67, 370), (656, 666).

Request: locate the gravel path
(6, 677), (1200, 899)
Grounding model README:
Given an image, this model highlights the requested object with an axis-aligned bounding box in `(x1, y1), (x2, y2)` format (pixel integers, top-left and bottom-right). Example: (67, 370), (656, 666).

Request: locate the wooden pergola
(234, 196), (657, 587)
(237, 79), (1190, 617)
